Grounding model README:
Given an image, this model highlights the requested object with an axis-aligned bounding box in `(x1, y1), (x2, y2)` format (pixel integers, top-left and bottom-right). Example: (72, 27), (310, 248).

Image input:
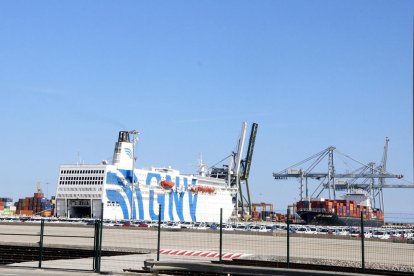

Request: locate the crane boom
(242, 123), (258, 180)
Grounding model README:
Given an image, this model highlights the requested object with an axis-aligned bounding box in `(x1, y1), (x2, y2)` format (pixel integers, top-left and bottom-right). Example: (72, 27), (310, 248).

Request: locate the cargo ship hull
(297, 210), (384, 227)
(296, 199), (384, 227)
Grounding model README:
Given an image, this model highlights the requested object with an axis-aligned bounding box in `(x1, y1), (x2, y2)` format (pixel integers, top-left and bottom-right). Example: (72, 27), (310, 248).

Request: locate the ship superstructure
(55, 124), (256, 222)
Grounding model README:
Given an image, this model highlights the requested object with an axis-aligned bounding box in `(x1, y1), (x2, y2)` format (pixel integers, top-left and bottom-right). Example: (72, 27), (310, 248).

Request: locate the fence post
(93, 220), (97, 271)
(157, 204), (162, 261)
(95, 203), (104, 273)
(286, 208), (290, 269)
(219, 208), (223, 262)
(361, 210), (365, 272)
(38, 218), (44, 268)
(94, 220), (101, 273)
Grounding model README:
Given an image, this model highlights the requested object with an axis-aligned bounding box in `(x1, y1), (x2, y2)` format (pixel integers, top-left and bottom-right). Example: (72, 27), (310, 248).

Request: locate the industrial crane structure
(273, 138), (414, 212)
(209, 122), (258, 219)
(238, 123), (258, 218)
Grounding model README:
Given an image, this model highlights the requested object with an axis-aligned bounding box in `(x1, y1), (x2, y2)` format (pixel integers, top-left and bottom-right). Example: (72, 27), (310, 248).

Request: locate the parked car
(372, 231), (390, 239)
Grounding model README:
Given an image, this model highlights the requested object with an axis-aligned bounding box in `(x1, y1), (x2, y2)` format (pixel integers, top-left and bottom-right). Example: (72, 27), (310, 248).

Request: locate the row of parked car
(288, 224), (414, 240)
(1, 216), (414, 241)
(104, 219), (414, 240)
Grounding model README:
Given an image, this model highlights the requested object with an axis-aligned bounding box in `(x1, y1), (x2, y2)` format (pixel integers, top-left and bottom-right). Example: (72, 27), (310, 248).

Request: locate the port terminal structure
(273, 137), (414, 213)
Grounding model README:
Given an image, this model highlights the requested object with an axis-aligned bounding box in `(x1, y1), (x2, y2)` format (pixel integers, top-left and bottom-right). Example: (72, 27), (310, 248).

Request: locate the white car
(194, 222), (208, 230)
(372, 231), (390, 239)
(249, 225), (263, 232)
(295, 227), (309, 234)
(164, 222), (181, 229)
(223, 224), (235, 231)
(180, 221), (194, 229)
(316, 227), (330, 235)
(234, 224), (248, 231)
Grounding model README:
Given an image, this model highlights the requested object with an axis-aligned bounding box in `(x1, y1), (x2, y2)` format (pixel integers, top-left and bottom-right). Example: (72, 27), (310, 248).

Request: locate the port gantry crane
(209, 122), (258, 220)
(238, 122), (258, 218)
(273, 138), (414, 211)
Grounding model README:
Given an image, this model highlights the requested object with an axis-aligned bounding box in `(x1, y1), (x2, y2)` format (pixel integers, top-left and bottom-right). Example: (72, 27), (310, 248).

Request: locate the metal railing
(0, 219), (102, 272)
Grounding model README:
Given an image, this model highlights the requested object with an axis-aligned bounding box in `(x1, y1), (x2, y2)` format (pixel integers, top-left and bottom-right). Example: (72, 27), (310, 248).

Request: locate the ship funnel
(112, 131), (135, 169)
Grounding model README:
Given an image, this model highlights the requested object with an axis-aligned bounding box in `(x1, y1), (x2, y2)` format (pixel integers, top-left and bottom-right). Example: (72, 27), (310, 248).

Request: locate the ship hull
(295, 199), (384, 227)
(297, 211), (384, 227)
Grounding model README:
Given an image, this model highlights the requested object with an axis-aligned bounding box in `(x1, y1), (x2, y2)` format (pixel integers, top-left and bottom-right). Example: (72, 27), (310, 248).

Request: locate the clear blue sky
(0, 1), (413, 220)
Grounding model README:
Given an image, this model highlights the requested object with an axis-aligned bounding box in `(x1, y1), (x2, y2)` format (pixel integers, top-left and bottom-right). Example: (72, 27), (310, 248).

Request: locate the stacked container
(0, 198), (13, 215)
(14, 192), (55, 217)
(296, 198), (384, 221)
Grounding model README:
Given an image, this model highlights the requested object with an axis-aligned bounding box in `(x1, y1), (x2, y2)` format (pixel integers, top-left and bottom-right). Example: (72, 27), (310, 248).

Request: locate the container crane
(273, 138), (413, 211)
(208, 122), (258, 220)
(238, 122), (258, 218)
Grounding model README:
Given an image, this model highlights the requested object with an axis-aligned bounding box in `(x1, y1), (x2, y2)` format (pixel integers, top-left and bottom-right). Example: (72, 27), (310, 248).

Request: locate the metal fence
(97, 206), (414, 274)
(0, 219), (99, 272)
(0, 209), (413, 274)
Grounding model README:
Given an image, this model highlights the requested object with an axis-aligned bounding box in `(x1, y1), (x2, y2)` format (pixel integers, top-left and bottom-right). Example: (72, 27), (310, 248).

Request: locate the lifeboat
(206, 187), (215, 193)
(160, 180), (175, 189)
(192, 185), (215, 193)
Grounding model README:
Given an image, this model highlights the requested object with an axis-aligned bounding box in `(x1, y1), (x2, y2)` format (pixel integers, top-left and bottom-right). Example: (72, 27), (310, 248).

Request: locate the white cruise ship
(55, 131), (239, 222)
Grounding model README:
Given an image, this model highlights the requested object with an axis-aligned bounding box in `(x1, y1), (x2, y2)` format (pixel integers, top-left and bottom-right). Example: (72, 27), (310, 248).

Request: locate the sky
(0, 1), (413, 221)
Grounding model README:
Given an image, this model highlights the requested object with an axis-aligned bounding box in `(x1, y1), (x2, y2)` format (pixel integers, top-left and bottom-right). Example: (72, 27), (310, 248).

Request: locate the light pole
(129, 130), (139, 222)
